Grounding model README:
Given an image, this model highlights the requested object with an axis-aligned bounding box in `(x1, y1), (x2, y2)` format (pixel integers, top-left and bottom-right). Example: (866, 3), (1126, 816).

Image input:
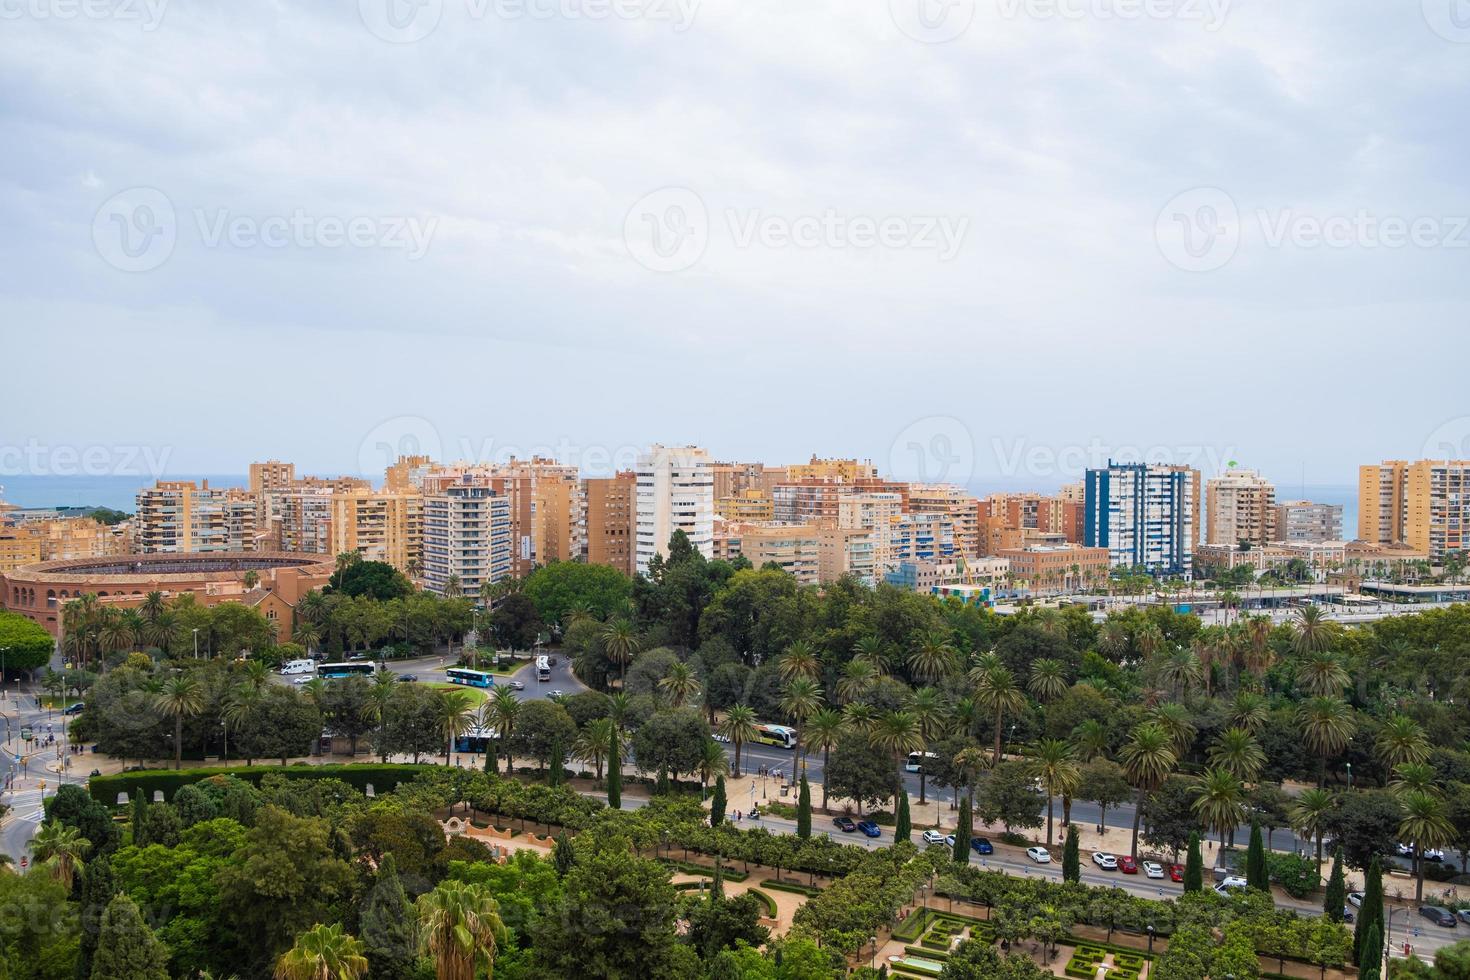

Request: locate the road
(0, 675), (89, 866)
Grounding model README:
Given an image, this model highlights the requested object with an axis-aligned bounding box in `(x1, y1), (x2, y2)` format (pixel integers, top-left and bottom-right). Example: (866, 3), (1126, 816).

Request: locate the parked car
(833, 816), (857, 833)
(1419, 906), (1457, 928)
(1214, 876), (1249, 896)
(1025, 846), (1051, 864)
(1169, 864), (1185, 883)
(921, 830), (947, 846)
(970, 837), (993, 855)
(1399, 843), (1447, 861)
(856, 820), (882, 839)
(1118, 855), (1138, 874)
(1457, 908), (1470, 925)
(1348, 892), (1365, 908)
(1092, 852), (1119, 871)
(1142, 861), (1165, 879)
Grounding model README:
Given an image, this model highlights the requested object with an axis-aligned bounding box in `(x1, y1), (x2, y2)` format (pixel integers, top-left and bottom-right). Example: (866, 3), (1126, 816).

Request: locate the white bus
(905, 751), (941, 773)
(319, 661), (377, 679)
(279, 659), (316, 676)
(536, 655), (551, 682)
(752, 724), (797, 749)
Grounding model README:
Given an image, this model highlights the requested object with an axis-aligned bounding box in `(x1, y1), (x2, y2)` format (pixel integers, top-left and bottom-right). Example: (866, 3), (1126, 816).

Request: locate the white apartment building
(1084, 462), (1198, 577)
(635, 445), (714, 573)
(422, 480), (511, 597)
(837, 492), (904, 570)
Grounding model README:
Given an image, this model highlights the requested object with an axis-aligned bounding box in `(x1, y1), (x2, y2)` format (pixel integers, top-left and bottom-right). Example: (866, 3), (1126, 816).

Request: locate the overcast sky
(2, 0), (1467, 491)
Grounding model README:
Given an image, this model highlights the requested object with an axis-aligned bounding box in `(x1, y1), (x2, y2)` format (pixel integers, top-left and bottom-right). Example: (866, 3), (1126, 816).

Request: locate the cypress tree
(129, 795), (147, 847)
(76, 855), (117, 980)
(711, 858), (725, 901)
(1184, 831), (1204, 893)
(1247, 822), (1269, 891)
(952, 797), (972, 865)
(1355, 856), (1384, 965)
(89, 894), (169, 980)
(484, 743), (498, 774)
(553, 833), (576, 878)
(894, 788), (911, 844)
(1358, 920), (1382, 978)
(710, 775), (727, 827)
(1324, 847), (1346, 921)
(549, 739), (565, 788)
(656, 767), (670, 796)
(360, 853), (416, 980)
(1062, 824), (1080, 883)
(796, 777), (812, 839)
(606, 723), (622, 810)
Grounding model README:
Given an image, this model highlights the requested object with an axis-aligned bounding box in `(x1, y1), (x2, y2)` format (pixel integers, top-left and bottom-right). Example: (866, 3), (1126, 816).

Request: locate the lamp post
(1147, 923), (1156, 954)
(1345, 762), (1353, 789)
(192, 628), (199, 659)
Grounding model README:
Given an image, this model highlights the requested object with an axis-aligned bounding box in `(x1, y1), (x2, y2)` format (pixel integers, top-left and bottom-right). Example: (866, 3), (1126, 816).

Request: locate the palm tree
(1031, 738), (1081, 846)
(1208, 728), (1266, 785)
(364, 673), (398, 763)
(1149, 703), (1197, 759)
(600, 620), (641, 686)
(1375, 714), (1430, 772)
(804, 709), (846, 810)
(905, 687), (948, 804)
(719, 705), (759, 777)
(1071, 719), (1109, 762)
(1289, 787), (1335, 866)
(443, 575), (463, 599)
(1120, 722), (1178, 858)
(696, 739), (728, 792)
(292, 621), (321, 654)
(973, 665), (1025, 765)
(1298, 697), (1356, 787)
(842, 701), (878, 736)
(836, 659), (878, 703)
(274, 923), (369, 980)
(416, 880), (507, 980)
(221, 682), (263, 764)
(1027, 659), (1069, 703)
(98, 614), (136, 656)
(1134, 623), (1164, 660)
(1191, 768), (1247, 847)
(1398, 790), (1455, 902)
(435, 689), (476, 763)
(907, 631), (956, 685)
(1391, 762), (1439, 798)
(153, 673), (204, 770)
(1297, 650), (1350, 698)
(572, 717), (619, 785)
(1156, 649), (1203, 697)
(951, 746), (989, 808)
(1292, 605), (1335, 656)
(658, 661), (701, 709)
(776, 641), (820, 683)
(31, 820), (89, 890)
(871, 711), (924, 808)
(140, 590), (167, 623)
(1099, 621), (1130, 661)
(852, 635), (888, 675)
(1243, 615), (1275, 679)
(1229, 691), (1270, 734)
(779, 677), (824, 774)
(483, 687), (522, 773)
(142, 612), (183, 655)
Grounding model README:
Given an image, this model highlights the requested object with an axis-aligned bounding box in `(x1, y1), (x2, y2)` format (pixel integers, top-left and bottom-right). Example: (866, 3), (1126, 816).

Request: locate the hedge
(761, 878), (822, 897)
(88, 763), (435, 804)
(748, 889), (778, 918)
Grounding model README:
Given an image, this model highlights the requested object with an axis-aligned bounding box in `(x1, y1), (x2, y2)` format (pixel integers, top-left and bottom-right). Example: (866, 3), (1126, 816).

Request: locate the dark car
(856, 820), (882, 839)
(63, 702), (85, 715)
(833, 816), (857, 832)
(397, 674), (418, 683)
(970, 837), (994, 855)
(1420, 906), (1457, 928)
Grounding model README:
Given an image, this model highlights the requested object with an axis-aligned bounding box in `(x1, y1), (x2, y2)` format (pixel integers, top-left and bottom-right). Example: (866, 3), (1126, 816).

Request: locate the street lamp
(1147, 923), (1156, 954)
(1345, 762), (1352, 788)
(192, 628), (199, 659)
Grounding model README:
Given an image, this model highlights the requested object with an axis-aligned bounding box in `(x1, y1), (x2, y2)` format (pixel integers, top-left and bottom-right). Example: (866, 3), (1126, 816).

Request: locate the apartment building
(716, 488), (775, 523)
(710, 462), (788, 501)
(890, 512), (957, 563)
(1084, 462), (1198, 576)
(1205, 469), (1277, 547)
(732, 523), (822, 585)
(422, 479), (512, 596)
(534, 469), (586, 565)
(635, 445), (714, 572)
(585, 472), (636, 576)
(0, 525), (41, 572)
(907, 484), (981, 556)
(815, 525), (876, 585)
(998, 543), (1112, 593)
(329, 489), (423, 571)
(785, 457), (877, 482)
(1275, 500), (1344, 543)
(384, 454), (434, 492)
(837, 491), (904, 570)
(1359, 459), (1470, 560)
(135, 480), (258, 554)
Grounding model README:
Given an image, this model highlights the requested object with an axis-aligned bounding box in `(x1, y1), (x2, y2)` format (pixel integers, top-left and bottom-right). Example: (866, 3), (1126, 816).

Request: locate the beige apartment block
(998, 543), (1110, 593)
(1275, 500), (1344, 543)
(837, 491), (904, 568)
(728, 523), (822, 585)
(1359, 459), (1470, 560)
(384, 454), (434, 492)
(329, 489), (423, 572)
(785, 457), (878, 482)
(585, 472), (636, 576)
(135, 480), (259, 554)
(1205, 469), (1277, 547)
(815, 525), (876, 585)
(907, 484), (981, 556)
(716, 488), (775, 523)
(1358, 461), (1409, 545)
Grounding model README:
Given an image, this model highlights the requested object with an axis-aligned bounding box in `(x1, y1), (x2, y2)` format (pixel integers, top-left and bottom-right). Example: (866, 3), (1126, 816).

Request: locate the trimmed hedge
(892, 908), (936, 942)
(88, 763), (435, 804)
(658, 859), (750, 883)
(760, 878), (821, 897)
(748, 889), (779, 918)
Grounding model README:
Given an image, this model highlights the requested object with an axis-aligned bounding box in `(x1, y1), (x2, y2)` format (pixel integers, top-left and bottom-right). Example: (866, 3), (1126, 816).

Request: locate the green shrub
(88, 763), (435, 804)
(748, 889), (778, 917)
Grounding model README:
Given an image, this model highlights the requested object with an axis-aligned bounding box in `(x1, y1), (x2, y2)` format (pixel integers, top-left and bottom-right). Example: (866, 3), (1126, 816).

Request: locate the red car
(1119, 856), (1138, 874)
(1169, 864), (1185, 882)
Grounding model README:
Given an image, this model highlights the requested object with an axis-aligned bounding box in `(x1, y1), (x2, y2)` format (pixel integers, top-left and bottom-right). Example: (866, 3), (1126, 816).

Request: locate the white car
(1092, 852), (1119, 870)
(509, 680), (525, 691)
(921, 830), (947, 845)
(1025, 846), (1052, 864)
(1142, 861), (1165, 879)
(1214, 876), (1249, 896)
(1348, 891), (1365, 908)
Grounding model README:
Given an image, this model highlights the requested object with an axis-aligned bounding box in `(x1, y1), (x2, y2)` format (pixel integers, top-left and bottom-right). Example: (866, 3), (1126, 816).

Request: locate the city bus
(752, 724), (797, 749)
(319, 662), (377, 679)
(453, 726), (498, 754)
(446, 668), (495, 689)
(536, 655), (551, 682)
(905, 751), (941, 773)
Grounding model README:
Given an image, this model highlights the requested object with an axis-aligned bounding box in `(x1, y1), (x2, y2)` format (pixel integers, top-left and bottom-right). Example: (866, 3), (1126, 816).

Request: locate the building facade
(635, 445), (714, 573)
(422, 480), (512, 596)
(585, 473), (636, 576)
(1205, 469), (1277, 547)
(1358, 459), (1470, 560)
(135, 481), (259, 554)
(1084, 462), (1198, 576)
(1274, 500), (1344, 543)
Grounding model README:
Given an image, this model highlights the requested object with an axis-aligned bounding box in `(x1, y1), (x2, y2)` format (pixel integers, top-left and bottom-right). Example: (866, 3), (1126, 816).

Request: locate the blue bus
(320, 662), (376, 679)
(446, 668), (495, 689)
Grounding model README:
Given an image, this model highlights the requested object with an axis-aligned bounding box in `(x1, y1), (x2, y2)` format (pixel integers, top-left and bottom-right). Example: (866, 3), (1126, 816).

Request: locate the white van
(280, 659), (316, 676)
